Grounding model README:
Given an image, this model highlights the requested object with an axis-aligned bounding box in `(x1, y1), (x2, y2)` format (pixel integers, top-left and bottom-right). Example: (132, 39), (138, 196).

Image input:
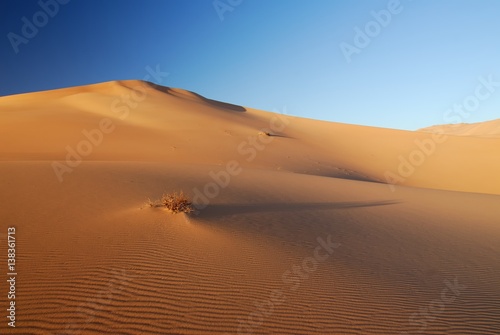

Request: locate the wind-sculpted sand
(0, 81), (499, 334)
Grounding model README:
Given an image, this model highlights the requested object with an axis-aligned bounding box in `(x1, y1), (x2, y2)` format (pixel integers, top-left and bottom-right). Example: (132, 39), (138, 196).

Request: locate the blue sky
(1, 0), (499, 130)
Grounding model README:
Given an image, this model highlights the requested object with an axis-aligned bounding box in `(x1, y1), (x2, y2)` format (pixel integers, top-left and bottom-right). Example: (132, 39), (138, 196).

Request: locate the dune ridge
(419, 119), (500, 138)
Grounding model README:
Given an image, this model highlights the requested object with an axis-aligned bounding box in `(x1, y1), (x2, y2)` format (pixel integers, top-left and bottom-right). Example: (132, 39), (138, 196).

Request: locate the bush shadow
(194, 200), (401, 219)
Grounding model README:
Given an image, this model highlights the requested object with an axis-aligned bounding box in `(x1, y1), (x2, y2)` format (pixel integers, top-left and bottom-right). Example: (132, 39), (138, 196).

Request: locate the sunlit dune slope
(419, 119), (500, 138)
(1, 80), (499, 195)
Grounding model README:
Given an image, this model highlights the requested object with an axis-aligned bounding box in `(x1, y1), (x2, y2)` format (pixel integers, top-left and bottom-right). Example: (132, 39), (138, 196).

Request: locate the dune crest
(419, 119), (500, 138)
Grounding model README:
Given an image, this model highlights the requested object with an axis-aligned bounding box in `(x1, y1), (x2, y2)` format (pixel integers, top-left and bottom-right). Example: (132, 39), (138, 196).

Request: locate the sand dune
(419, 119), (500, 138)
(0, 81), (499, 334)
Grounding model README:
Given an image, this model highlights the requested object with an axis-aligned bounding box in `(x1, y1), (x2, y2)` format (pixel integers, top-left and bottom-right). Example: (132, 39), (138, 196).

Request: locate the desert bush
(160, 191), (194, 214)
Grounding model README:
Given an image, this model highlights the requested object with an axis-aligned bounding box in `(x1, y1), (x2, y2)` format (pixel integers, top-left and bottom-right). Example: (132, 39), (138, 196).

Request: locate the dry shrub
(160, 191), (194, 214)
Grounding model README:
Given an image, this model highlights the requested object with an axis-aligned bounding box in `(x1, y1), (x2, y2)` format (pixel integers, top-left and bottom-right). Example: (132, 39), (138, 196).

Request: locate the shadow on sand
(194, 200), (401, 219)
(146, 82), (246, 112)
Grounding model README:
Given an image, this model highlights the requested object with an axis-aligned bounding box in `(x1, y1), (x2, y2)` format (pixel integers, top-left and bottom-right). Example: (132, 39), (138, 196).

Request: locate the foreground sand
(0, 81), (499, 334)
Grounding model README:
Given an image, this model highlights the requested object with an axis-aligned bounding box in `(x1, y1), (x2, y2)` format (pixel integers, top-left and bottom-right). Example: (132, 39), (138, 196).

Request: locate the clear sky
(1, 0), (499, 130)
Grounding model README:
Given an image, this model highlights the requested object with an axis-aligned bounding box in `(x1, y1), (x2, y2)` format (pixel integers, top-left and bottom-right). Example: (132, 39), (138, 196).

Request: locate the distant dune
(0, 81), (499, 334)
(419, 119), (500, 138)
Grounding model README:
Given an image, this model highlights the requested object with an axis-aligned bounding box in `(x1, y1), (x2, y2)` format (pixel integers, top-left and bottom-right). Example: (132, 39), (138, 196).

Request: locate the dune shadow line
(146, 82), (246, 112)
(195, 200), (401, 219)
